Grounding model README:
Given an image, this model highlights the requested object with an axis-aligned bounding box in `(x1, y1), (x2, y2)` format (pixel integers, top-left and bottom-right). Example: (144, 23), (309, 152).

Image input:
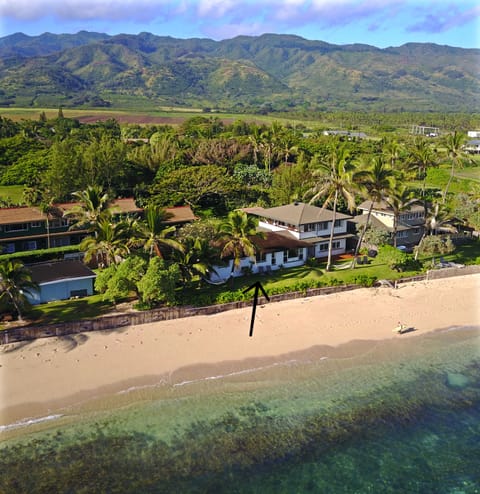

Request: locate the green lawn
(25, 294), (116, 325)
(0, 185), (24, 205)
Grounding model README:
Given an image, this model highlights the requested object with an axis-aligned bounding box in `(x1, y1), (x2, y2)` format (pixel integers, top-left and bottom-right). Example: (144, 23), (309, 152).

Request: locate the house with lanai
(210, 202), (353, 282)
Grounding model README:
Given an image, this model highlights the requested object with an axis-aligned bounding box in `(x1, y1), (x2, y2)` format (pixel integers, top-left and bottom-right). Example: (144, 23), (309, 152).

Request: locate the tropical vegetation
(0, 109), (479, 323)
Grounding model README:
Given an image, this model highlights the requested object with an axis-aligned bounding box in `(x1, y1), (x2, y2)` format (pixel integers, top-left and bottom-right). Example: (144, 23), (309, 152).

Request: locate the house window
(298, 248), (304, 260)
(334, 219), (342, 227)
(304, 223), (316, 232)
(319, 241), (341, 251)
(396, 231), (408, 238)
(256, 251), (267, 263)
(318, 221), (329, 230)
(3, 243), (15, 253)
(283, 248), (298, 263)
(4, 223), (28, 232)
(52, 237), (71, 247)
(50, 219), (69, 229)
(271, 254), (276, 265)
(23, 240), (37, 251)
(30, 221), (43, 228)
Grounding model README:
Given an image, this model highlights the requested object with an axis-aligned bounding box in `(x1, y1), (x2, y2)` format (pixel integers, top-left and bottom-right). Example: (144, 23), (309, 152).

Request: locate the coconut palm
(307, 140), (356, 271)
(407, 137), (438, 214)
(80, 218), (131, 267)
(414, 202), (457, 260)
(385, 185), (421, 247)
(352, 156), (393, 266)
(172, 237), (219, 286)
(442, 131), (472, 203)
(137, 205), (183, 258)
(65, 185), (113, 234)
(382, 138), (403, 171)
(218, 210), (262, 282)
(0, 259), (38, 321)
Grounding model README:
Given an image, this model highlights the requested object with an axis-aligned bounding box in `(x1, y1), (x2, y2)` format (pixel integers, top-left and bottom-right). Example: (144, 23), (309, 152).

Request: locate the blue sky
(0, 0), (478, 48)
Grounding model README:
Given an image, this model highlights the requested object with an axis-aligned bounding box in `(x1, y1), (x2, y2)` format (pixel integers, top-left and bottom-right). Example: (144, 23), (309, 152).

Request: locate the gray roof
(357, 200), (424, 214)
(245, 202), (352, 226)
(27, 260), (96, 284)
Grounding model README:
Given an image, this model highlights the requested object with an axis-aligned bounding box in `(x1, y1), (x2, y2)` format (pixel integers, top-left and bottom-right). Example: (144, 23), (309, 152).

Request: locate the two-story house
(210, 202), (353, 281)
(0, 200), (196, 255)
(353, 200), (425, 248)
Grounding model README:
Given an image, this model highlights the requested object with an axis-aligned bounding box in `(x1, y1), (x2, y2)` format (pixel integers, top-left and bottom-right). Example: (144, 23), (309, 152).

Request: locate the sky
(0, 0), (478, 49)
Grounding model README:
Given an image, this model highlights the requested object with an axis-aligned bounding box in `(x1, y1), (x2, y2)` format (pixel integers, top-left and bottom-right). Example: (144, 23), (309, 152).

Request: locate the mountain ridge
(0, 31), (478, 112)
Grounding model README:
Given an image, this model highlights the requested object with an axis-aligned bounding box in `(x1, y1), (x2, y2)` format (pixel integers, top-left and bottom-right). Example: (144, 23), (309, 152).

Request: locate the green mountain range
(0, 31), (478, 112)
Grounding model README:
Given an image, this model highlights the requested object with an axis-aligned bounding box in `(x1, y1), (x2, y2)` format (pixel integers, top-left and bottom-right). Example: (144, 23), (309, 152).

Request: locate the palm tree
(385, 185), (421, 247)
(382, 138), (403, 171)
(307, 140), (356, 271)
(218, 210), (262, 282)
(407, 137), (438, 214)
(65, 185), (113, 234)
(352, 156), (393, 266)
(137, 205), (183, 258)
(414, 202), (457, 260)
(172, 237), (219, 286)
(442, 131), (471, 203)
(0, 259), (38, 321)
(80, 218), (131, 267)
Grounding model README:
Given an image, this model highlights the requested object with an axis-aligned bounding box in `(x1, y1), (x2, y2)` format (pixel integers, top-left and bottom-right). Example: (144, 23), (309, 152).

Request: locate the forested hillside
(0, 32), (478, 112)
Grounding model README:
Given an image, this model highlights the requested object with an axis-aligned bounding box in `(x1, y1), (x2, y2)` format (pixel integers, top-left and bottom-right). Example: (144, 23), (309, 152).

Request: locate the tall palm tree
(414, 202), (457, 260)
(218, 210), (262, 282)
(352, 156), (393, 266)
(382, 138), (403, 171)
(137, 205), (183, 258)
(307, 140), (356, 271)
(0, 259), (38, 321)
(65, 185), (113, 234)
(79, 218), (131, 267)
(442, 131), (471, 203)
(407, 137), (438, 214)
(385, 184), (421, 247)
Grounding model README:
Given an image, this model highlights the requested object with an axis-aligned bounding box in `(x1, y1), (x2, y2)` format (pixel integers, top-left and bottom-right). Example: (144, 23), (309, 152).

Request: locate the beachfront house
(210, 202), (353, 281)
(352, 200), (425, 249)
(25, 260), (97, 305)
(0, 201), (195, 255)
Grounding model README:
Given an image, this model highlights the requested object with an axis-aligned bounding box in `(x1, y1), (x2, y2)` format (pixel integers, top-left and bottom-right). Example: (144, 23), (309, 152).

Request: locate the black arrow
(243, 281), (270, 337)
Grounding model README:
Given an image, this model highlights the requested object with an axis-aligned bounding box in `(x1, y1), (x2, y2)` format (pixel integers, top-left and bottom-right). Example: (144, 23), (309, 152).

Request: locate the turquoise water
(1, 326), (479, 493)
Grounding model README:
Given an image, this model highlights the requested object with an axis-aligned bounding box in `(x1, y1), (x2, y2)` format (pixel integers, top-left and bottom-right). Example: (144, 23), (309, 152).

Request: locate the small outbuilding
(25, 260), (96, 305)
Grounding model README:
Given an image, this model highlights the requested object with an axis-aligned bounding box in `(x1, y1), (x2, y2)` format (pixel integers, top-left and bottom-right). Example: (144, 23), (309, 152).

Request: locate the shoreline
(1, 273), (479, 428)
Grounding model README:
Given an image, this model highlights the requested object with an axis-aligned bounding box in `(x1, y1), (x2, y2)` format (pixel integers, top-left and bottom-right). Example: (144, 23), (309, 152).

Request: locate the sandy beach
(1, 273), (479, 426)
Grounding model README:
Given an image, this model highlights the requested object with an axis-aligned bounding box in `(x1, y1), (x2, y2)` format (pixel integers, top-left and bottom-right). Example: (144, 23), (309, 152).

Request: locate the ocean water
(1, 326), (479, 493)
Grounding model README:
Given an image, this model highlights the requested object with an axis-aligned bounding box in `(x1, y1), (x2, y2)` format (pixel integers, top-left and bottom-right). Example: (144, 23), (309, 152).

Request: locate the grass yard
(25, 294), (116, 325)
(0, 185), (24, 204)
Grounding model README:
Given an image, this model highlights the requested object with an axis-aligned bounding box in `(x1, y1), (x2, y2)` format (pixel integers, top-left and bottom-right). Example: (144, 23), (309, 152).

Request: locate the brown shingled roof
(0, 200), (196, 226)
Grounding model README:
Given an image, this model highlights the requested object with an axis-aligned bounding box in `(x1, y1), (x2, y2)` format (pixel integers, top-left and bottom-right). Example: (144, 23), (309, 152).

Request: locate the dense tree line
(1, 110), (479, 316)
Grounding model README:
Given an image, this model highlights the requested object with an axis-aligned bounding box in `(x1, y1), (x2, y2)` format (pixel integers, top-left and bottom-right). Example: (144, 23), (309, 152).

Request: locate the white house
(210, 202), (353, 282)
(464, 139), (480, 154)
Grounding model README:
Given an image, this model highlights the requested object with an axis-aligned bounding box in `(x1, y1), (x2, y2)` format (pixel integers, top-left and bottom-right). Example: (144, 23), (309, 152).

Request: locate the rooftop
(244, 202), (351, 226)
(27, 260), (96, 285)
